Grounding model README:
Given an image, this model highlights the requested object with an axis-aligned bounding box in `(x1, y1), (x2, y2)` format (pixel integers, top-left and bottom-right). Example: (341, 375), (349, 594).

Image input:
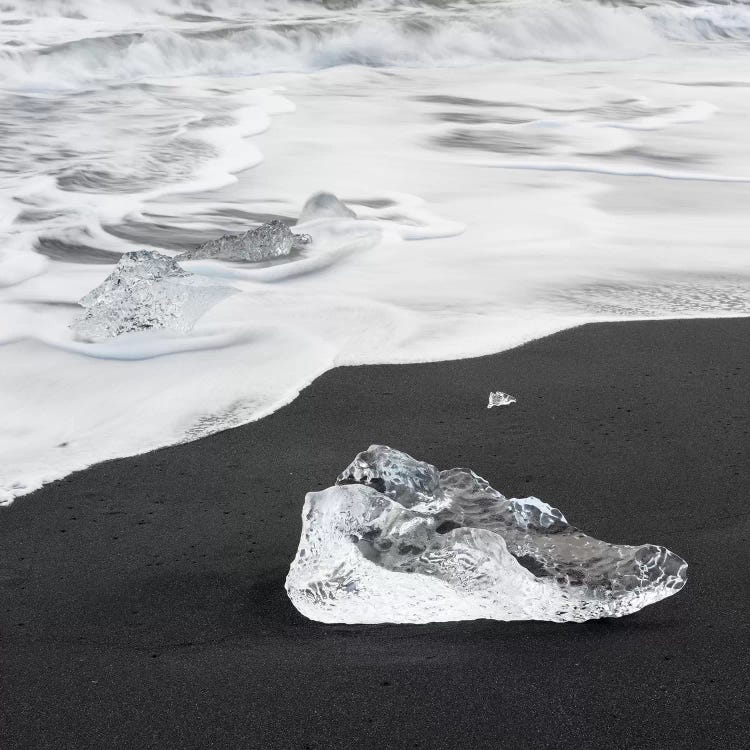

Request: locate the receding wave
(2, 1), (750, 89)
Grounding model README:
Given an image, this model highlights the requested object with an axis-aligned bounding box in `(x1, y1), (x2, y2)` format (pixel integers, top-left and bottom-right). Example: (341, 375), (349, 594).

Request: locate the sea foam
(2, 0), (750, 503)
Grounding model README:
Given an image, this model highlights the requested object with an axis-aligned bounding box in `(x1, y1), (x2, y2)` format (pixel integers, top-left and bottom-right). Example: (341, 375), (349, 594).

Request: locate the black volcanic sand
(2, 319), (749, 749)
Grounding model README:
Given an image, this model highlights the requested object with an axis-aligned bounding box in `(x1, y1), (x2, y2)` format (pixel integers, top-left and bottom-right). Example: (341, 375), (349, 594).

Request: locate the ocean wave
(1, 1), (750, 90)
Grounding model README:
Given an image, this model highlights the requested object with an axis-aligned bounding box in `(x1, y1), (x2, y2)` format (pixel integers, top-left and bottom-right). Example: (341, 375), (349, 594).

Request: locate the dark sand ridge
(1, 318), (748, 749)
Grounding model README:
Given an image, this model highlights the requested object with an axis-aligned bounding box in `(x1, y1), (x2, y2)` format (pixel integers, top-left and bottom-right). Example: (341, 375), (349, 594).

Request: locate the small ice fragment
(286, 445), (688, 624)
(488, 391), (516, 408)
(179, 220), (308, 262)
(298, 192), (356, 223)
(72, 250), (235, 341)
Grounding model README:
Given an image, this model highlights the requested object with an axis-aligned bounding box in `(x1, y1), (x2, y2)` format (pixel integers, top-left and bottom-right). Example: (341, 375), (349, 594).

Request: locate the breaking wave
(2, 1), (750, 90)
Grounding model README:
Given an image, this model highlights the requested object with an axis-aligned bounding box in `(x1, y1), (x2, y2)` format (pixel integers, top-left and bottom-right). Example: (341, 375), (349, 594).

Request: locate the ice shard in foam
(285, 446), (687, 624)
(72, 250), (236, 341)
(179, 220), (310, 262)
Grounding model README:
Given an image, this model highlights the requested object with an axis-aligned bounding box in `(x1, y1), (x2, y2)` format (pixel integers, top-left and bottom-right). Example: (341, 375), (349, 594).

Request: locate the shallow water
(1, 0), (749, 503)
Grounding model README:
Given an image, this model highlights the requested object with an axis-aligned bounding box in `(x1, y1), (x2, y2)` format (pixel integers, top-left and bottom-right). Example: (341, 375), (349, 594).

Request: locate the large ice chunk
(286, 445), (687, 624)
(72, 250), (236, 341)
(298, 192), (356, 224)
(178, 220), (310, 262)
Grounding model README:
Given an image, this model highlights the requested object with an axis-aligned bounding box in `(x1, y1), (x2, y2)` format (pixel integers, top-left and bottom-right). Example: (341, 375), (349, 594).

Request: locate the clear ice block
(179, 220), (309, 262)
(286, 445), (687, 624)
(72, 250), (235, 341)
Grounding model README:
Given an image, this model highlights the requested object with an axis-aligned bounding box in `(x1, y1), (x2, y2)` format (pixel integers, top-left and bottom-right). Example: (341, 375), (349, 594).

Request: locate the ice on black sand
(488, 391), (516, 408)
(286, 445), (687, 624)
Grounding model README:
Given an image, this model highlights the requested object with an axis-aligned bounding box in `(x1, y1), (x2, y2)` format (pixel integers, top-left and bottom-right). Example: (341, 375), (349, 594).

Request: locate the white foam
(3, 0), (750, 93)
(2, 2), (750, 503)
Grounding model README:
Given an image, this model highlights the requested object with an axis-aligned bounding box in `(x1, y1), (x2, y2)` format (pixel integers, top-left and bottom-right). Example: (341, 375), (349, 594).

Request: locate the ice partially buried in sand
(72, 250), (236, 341)
(286, 445), (687, 624)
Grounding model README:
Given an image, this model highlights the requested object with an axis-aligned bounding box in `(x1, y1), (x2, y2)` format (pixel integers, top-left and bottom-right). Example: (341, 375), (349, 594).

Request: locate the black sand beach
(2, 318), (749, 750)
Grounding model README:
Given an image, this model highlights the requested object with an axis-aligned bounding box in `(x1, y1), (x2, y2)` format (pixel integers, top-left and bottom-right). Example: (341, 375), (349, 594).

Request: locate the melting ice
(178, 220), (310, 262)
(488, 391), (516, 408)
(72, 250), (236, 341)
(286, 446), (687, 624)
(298, 192), (357, 224)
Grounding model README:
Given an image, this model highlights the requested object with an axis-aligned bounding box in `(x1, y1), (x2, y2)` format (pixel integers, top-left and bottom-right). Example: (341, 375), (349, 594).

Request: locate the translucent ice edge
(286, 445), (688, 624)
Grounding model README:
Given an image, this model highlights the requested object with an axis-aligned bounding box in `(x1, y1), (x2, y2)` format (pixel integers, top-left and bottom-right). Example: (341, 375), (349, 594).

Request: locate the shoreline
(7, 311), (749, 509)
(2, 317), (749, 749)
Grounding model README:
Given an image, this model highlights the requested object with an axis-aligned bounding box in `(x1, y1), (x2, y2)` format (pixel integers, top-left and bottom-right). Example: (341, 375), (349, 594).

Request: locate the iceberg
(488, 391), (517, 408)
(178, 220), (311, 262)
(286, 445), (687, 624)
(72, 250), (236, 341)
(298, 192), (356, 224)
